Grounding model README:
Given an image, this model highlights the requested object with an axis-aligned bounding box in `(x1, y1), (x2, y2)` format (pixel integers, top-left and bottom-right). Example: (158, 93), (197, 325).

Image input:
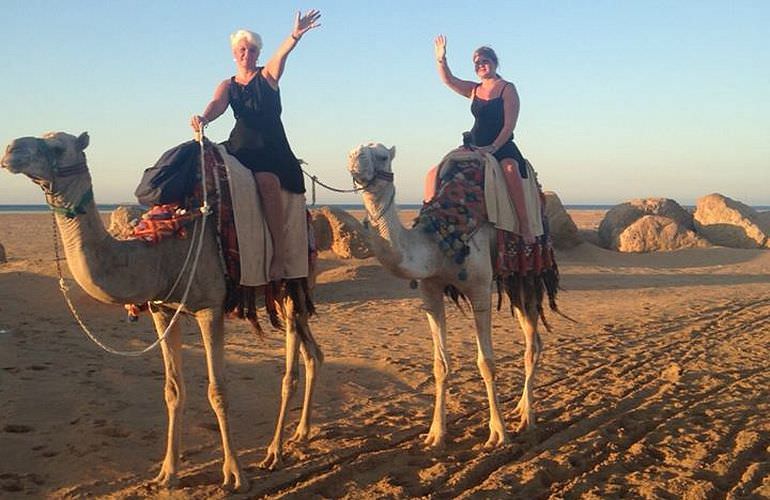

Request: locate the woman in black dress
(430, 35), (534, 243)
(191, 10), (321, 280)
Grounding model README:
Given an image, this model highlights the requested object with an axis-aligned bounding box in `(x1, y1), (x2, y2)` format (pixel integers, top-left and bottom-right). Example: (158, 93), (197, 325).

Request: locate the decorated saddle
(126, 141), (315, 329)
(417, 148), (558, 306)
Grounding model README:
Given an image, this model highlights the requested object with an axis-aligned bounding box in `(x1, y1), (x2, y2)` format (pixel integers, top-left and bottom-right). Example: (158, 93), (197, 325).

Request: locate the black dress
(470, 82), (528, 177)
(225, 68), (305, 193)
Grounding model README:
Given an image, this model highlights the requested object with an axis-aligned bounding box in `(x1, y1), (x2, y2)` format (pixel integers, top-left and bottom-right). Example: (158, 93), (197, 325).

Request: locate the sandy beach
(1, 209), (769, 498)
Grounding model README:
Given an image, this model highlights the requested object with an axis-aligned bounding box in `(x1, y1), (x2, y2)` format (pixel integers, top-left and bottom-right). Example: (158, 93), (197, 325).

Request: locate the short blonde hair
(230, 29), (262, 52)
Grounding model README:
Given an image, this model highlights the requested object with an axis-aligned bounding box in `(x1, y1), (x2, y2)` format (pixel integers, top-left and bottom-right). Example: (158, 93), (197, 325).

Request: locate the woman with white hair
(191, 9), (321, 281)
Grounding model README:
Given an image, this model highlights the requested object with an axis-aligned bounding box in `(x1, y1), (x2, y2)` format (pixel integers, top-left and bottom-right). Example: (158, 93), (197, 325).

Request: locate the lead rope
(53, 132), (212, 356)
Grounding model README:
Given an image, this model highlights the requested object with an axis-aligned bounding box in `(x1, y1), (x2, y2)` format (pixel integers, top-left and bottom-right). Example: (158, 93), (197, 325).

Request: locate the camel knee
(477, 357), (496, 383)
(433, 358), (450, 385)
(281, 372), (298, 399)
(207, 383), (228, 412)
(164, 380), (185, 409)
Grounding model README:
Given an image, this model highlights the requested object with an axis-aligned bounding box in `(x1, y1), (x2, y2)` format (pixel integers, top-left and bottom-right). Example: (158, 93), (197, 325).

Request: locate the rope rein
(53, 134), (212, 357)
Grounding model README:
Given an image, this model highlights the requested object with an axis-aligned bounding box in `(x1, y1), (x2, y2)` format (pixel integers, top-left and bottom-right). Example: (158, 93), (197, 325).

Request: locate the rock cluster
(310, 206), (372, 259)
(108, 206), (144, 240)
(597, 193), (769, 252)
(543, 191), (581, 249)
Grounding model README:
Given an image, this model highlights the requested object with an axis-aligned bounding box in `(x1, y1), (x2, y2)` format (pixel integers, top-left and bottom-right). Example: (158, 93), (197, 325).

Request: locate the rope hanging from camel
(53, 133), (213, 357)
(300, 162), (393, 205)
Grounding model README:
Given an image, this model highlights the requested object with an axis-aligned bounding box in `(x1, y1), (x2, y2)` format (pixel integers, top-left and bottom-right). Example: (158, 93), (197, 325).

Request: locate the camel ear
(388, 146), (396, 159)
(77, 132), (90, 151)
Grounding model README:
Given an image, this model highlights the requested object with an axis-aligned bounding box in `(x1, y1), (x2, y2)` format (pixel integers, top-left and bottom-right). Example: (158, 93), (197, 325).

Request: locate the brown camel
(1, 131), (323, 490)
(349, 143), (556, 449)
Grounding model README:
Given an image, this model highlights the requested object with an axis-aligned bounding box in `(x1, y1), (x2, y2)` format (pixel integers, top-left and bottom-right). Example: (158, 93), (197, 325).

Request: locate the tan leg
(500, 159), (534, 244)
(150, 307), (185, 488)
(513, 300), (542, 431)
(289, 318), (323, 444)
(470, 293), (509, 448)
(254, 171), (286, 281)
(196, 307), (246, 491)
(261, 297), (301, 470)
(421, 280), (450, 449)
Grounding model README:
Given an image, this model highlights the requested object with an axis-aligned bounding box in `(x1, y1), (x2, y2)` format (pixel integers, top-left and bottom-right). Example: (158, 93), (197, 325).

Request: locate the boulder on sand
(694, 193), (770, 249)
(309, 209), (333, 252)
(598, 198), (694, 250)
(617, 215), (709, 252)
(108, 205), (144, 240)
(316, 206), (372, 259)
(543, 191), (581, 249)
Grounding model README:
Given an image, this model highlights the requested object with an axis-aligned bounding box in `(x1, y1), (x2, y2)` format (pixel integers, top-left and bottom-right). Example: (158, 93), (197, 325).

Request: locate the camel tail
(266, 279), (317, 343)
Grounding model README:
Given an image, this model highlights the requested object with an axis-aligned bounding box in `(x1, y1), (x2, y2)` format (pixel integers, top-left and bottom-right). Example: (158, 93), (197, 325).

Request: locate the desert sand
(1, 209), (769, 498)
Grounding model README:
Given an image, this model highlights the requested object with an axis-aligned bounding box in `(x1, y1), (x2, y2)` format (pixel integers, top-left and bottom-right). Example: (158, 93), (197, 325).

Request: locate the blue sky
(1, 0), (768, 205)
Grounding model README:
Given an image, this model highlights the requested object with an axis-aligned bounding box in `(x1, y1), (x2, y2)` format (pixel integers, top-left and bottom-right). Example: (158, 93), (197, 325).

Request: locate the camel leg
(150, 307), (185, 488)
(196, 307), (246, 491)
(470, 293), (509, 448)
(421, 281), (450, 449)
(261, 301), (301, 470)
(289, 317), (324, 444)
(254, 172), (286, 281)
(513, 301), (542, 432)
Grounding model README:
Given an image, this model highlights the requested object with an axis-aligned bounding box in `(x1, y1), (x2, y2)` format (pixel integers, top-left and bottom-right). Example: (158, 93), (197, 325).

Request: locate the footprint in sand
(3, 424), (33, 433)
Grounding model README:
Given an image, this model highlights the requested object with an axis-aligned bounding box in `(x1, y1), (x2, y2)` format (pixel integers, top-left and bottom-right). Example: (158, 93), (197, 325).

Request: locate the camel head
(2, 131), (90, 190)
(347, 142), (396, 188)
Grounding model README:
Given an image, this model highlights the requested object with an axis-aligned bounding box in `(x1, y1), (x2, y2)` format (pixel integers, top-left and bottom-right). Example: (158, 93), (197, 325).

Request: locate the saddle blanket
(217, 144), (309, 286)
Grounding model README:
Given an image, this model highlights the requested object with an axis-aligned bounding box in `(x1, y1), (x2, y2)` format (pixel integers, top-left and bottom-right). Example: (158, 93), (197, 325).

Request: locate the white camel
(348, 143), (556, 449)
(1, 131), (323, 490)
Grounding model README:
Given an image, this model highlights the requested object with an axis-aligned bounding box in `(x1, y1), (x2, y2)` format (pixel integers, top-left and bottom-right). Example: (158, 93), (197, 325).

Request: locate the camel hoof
(423, 433), (446, 451)
(221, 462), (247, 492)
(259, 452), (283, 471)
(483, 432), (509, 450)
(153, 470), (180, 489)
(516, 418), (536, 433)
(288, 428), (310, 445)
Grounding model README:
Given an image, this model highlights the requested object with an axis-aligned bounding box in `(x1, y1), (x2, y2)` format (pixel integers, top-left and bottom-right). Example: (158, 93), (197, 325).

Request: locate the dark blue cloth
(135, 140), (200, 206)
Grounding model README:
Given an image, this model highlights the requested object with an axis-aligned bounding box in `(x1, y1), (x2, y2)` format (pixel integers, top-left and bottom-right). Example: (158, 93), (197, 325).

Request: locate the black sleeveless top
(470, 82), (527, 174)
(225, 68), (304, 193)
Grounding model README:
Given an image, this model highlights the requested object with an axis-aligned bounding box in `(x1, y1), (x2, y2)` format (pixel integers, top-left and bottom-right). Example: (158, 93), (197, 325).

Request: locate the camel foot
(221, 459), (248, 492)
(483, 428), (509, 449)
(423, 431), (446, 450)
(288, 426), (311, 445)
(153, 468), (180, 489)
(516, 416), (536, 433)
(259, 447), (284, 471)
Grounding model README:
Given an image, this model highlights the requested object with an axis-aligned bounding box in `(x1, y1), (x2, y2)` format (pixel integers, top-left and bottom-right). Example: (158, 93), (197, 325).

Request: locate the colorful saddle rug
(127, 143), (316, 330)
(417, 149), (557, 281)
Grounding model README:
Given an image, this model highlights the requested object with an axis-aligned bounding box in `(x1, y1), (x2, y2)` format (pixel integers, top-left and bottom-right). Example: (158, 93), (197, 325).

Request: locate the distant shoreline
(1, 203), (768, 214)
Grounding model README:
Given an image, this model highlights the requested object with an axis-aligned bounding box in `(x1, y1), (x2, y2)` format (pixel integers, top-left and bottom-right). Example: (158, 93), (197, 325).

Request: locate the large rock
(317, 206), (372, 259)
(309, 209), (333, 252)
(543, 191), (581, 249)
(0, 242), (6, 263)
(108, 205), (144, 240)
(693, 193), (770, 248)
(598, 198), (693, 250)
(617, 215), (709, 252)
